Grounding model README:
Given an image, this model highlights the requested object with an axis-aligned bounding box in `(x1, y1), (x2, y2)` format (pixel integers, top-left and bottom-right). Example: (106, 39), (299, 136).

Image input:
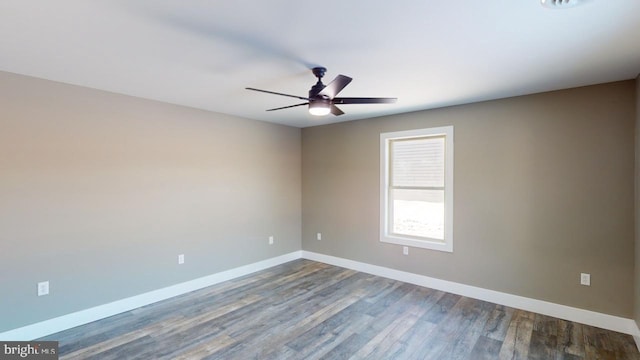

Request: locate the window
(380, 126), (454, 252)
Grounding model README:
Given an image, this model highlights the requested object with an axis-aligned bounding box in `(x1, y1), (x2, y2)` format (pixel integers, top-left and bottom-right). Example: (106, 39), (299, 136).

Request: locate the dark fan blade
(266, 102), (309, 112)
(246, 87), (310, 101)
(318, 75), (352, 98)
(330, 104), (344, 116)
(333, 97), (397, 104)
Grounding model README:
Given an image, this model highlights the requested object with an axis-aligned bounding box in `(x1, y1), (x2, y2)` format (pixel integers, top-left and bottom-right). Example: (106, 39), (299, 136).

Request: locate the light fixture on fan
(308, 99), (331, 116)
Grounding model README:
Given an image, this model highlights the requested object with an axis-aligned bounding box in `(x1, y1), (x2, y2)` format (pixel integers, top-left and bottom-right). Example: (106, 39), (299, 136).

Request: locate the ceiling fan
(246, 67), (397, 116)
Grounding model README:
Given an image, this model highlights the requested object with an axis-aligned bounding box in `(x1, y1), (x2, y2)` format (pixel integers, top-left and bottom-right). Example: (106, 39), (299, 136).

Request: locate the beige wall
(1, 70), (636, 333)
(302, 81), (636, 317)
(635, 74), (640, 327)
(0, 71), (301, 332)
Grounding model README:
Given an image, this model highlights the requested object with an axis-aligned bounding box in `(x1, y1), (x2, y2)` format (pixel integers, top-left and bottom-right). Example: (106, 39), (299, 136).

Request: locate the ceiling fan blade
(246, 87), (310, 101)
(330, 104), (344, 116)
(266, 102), (309, 111)
(318, 75), (352, 98)
(333, 97), (397, 104)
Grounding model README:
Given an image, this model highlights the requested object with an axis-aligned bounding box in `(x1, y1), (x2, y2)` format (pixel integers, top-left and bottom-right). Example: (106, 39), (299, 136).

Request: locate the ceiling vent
(541, 0), (588, 9)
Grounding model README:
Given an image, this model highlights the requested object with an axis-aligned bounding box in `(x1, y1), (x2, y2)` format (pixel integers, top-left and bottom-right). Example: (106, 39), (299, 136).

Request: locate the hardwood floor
(40, 259), (639, 359)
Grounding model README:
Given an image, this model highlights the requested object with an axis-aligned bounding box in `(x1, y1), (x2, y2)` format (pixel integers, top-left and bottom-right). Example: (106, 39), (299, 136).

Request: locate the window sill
(380, 234), (453, 253)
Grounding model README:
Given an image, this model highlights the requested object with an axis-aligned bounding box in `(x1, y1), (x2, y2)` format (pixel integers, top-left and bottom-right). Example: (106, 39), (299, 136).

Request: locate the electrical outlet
(269, 236), (274, 245)
(178, 254), (185, 265)
(37, 281), (49, 296)
(580, 273), (590, 286)
(403, 246), (409, 256)
(317, 233), (322, 241)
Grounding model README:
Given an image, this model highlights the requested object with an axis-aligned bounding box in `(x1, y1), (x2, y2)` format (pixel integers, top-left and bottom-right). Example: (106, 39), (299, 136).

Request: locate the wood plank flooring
(40, 259), (640, 359)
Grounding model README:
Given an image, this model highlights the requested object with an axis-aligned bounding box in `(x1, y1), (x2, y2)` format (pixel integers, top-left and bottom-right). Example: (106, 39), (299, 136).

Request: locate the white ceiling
(1, 1), (639, 128)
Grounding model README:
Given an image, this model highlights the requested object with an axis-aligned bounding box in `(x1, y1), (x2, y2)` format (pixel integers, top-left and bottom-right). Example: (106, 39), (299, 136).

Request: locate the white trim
(3, 249), (637, 341)
(0, 251), (302, 341)
(301, 251), (640, 336)
(379, 126), (454, 252)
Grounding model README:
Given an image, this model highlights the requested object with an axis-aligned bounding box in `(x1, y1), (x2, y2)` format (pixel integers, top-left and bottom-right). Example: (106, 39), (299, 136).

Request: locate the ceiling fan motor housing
(309, 83), (326, 98)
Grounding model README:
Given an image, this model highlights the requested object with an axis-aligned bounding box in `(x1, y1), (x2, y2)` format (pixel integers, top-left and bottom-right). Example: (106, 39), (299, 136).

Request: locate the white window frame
(380, 126), (454, 252)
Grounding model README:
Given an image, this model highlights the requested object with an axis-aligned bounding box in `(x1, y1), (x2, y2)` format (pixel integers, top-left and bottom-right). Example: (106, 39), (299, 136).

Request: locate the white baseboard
(301, 251), (640, 337)
(0, 251), (302, 341)
(3, 249), (637, 341)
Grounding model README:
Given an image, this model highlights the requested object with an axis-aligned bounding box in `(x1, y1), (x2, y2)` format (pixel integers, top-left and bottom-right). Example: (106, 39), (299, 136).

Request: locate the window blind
(391, 136), (445, 188)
